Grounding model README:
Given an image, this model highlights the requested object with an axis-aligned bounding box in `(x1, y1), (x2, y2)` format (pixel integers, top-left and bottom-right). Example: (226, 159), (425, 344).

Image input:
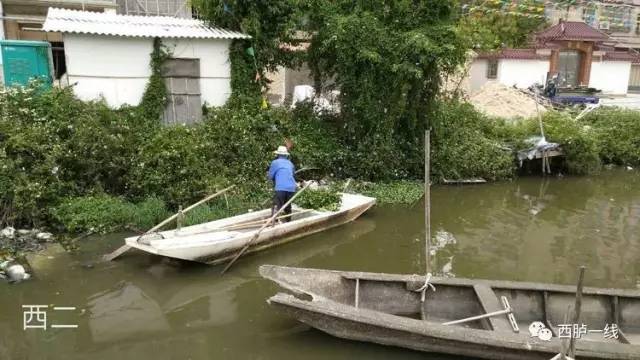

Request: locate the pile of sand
(470, 82), (546, 119)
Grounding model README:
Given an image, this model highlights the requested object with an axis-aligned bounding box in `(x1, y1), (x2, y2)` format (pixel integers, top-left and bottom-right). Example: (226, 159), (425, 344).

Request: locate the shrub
(52, 195), (169, 233)
(582, 108), (640, 166)
(431, 101), (516, 181)
(493, 111), (601, 175)
(353, 181), (423, 205)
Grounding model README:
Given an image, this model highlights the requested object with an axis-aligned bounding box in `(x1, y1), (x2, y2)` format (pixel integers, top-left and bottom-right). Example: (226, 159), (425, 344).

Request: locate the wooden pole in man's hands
(103, 185), (235, 262)
(221, 182), (312, 274)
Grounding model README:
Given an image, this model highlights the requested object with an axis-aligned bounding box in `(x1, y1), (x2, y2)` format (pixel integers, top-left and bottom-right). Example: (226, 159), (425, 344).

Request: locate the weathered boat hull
(261, 265), (640, 360)
(201, 199), (374, 265)
(124, 193), (375, 265)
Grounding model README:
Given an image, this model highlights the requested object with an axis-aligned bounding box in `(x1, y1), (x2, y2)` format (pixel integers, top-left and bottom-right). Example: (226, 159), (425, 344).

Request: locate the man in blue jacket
(268, 145), (297, 221)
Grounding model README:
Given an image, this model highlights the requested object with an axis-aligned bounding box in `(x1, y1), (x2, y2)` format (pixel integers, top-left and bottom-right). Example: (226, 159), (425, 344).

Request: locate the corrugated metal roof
(43, 8), (250, 40)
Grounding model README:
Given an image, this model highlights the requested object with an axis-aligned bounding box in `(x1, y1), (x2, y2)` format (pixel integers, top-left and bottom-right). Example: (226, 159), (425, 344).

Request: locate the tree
(457, 0), (548, 50)
(191, 0), (304, 101)
(304, 0), (467, 138)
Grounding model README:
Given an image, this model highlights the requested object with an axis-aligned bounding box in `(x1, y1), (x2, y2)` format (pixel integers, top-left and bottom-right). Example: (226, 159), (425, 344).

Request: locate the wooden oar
(102, 185), (235, 261)
(221, 183), (311, 274)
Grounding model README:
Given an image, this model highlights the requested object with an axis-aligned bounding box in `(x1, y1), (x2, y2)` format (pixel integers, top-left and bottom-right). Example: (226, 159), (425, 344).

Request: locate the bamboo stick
(103, 185), (235, 261)
(221, 183), (312, 274)
(425, 130), (431, 275)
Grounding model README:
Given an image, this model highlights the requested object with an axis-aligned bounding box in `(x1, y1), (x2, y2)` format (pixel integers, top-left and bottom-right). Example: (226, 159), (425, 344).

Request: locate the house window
(487, 59), (498, 79)
(582, 5), (597, 27)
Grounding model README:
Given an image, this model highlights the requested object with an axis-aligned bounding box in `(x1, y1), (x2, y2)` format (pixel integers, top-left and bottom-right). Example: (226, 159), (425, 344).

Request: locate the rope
(414, 272), (437, 302)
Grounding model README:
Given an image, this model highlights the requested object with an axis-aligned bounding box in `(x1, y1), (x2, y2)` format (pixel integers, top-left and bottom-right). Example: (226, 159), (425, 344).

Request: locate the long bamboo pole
(425, 130), (431, 275)
(221, 183), (312, 274)
(103, 185), (235, 262)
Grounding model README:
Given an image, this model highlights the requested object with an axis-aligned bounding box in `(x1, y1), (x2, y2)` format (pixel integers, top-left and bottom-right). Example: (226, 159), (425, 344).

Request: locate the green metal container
(0, 40), (53, 88)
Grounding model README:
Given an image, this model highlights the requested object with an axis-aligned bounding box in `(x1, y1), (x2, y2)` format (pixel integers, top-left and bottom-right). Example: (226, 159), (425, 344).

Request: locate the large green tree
(191, 0), (304, 101)
(301, 1), (467, 177)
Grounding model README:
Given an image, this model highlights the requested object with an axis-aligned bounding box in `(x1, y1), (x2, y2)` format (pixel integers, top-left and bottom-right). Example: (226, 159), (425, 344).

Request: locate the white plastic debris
(36, 232), (53, 241)
(0, 227), (15, 238)
(3, 264), (31, 283)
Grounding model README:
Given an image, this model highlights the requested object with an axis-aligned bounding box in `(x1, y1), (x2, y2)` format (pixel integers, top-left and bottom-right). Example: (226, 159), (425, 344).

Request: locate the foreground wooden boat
(260, 265), (640, 360)
(124, 193), (375, 264)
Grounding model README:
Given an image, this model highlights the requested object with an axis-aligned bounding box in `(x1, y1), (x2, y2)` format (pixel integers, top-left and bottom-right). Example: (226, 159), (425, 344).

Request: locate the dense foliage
(304, 0), (467, 176)
(582, 108), (640, 166)
(191, 0), (304, 102)
(457, 0), (548, 50)
(138, 38), (170, 123)
(353, 181), (424, 205)
(431, 101), (515, 181)
(53, 196), (168, 233)
(2, 82), (639, 232)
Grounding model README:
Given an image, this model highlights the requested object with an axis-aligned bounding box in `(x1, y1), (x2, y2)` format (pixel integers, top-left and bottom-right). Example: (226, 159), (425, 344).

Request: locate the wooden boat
(124, 193), (375, 265)
(260, 265), (640, 360)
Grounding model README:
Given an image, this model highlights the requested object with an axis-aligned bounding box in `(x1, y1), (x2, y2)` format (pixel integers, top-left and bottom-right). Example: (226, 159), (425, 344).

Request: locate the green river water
(2, 169), (639, 359)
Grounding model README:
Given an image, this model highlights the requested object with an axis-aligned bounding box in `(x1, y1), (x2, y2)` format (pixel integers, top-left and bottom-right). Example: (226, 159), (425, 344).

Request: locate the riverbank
(2, 85), (640, 239)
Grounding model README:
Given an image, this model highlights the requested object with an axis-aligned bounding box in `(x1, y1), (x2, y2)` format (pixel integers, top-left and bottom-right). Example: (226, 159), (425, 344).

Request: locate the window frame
(487, 59), (498, 79)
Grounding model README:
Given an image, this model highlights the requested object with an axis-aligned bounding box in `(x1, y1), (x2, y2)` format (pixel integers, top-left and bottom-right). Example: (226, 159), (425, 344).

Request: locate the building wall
(1, 2), (114, 41)
(545, 1), (640, 50)
(63, 34), (231, 107)
(165, 38), (232, 106)
(498, 59), (549, 89)
(589, 60), (632, 95)
(469, 59), (489, 93)
(469, 58), (549, 92)
(116, 0), (191, 18)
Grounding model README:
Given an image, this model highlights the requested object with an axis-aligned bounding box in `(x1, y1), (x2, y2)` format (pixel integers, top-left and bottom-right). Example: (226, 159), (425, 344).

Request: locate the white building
(469, 21), (639, 96)
(43, 8), (249, 123)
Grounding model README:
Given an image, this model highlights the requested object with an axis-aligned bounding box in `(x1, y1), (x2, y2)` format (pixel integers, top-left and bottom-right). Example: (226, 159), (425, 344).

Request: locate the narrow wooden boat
(124, 193), (375, 265)
(260, 265), (640, 360)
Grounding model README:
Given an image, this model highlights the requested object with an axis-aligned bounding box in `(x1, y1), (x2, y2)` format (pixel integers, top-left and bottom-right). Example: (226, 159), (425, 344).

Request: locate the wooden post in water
(534, 86), (545, 139)
(569, 266), (586, 358)
(177, 205), (184, 231)
(424, 130), (431, 275)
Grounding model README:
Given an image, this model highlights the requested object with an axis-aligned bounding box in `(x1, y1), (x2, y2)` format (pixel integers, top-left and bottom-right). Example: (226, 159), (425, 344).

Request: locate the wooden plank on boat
(473, 284), (514, 332)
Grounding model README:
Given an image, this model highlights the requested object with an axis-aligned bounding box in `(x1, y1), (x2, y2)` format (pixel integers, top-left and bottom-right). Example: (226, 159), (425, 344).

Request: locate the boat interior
(261, 266), (640, 345)
(130, 192), (375, 244)
(134, 207), (323, 244)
